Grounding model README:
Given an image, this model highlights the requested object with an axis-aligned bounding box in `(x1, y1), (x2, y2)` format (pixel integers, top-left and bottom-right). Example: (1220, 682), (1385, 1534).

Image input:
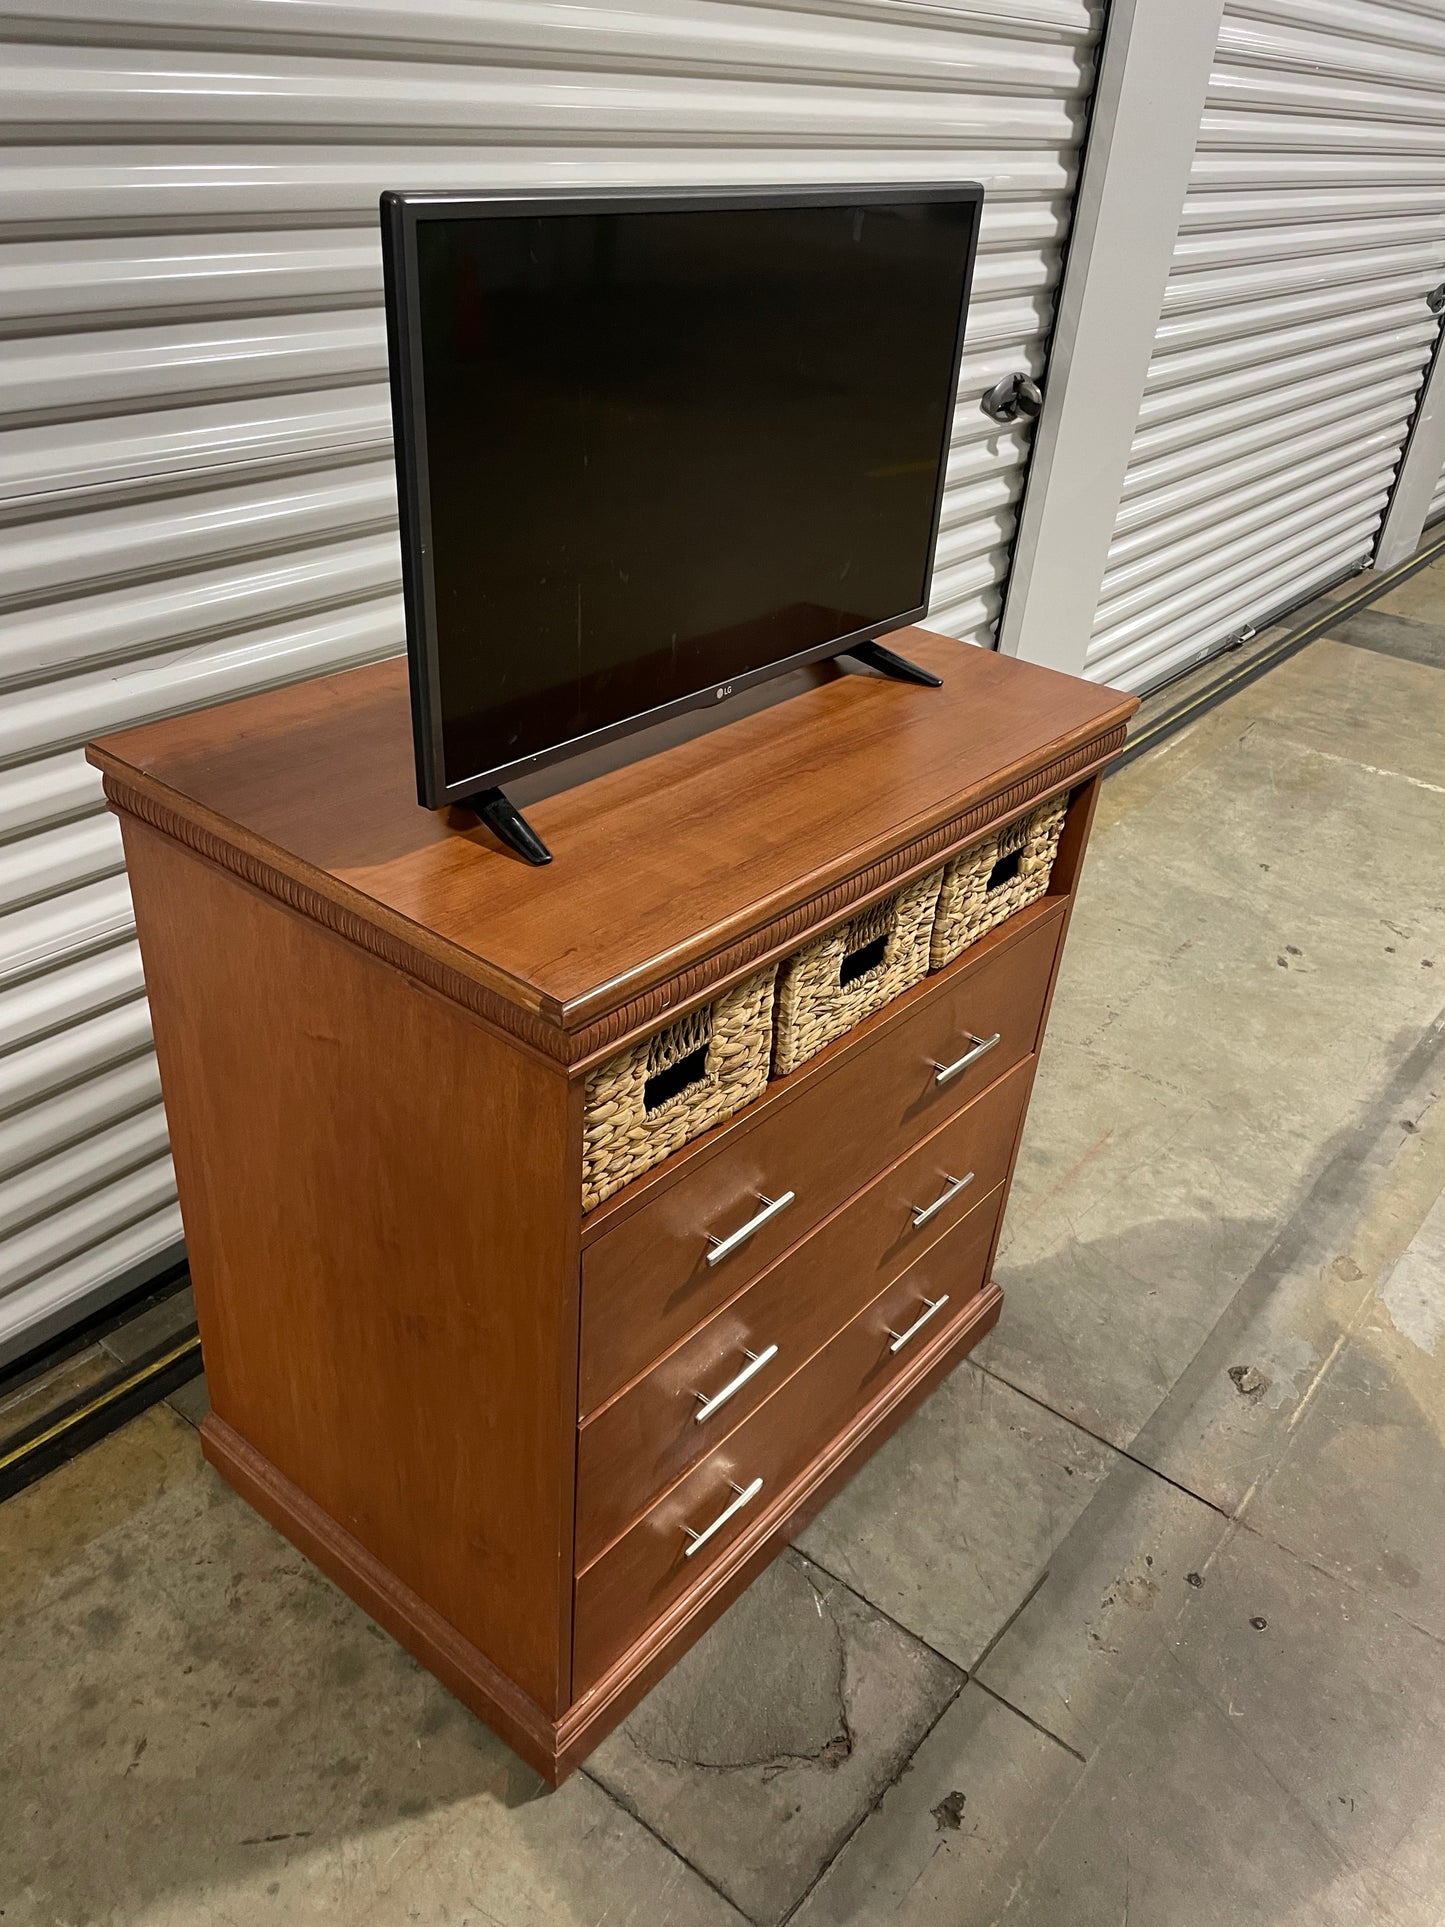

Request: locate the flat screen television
(382, 185), (982, 817)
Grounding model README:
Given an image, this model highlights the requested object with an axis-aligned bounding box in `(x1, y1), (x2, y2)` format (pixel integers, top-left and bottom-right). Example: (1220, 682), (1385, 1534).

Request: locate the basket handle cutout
(644, 1042), (711, 1113)
(986, 848), (1023, 892)
(838, 930), (889, 988)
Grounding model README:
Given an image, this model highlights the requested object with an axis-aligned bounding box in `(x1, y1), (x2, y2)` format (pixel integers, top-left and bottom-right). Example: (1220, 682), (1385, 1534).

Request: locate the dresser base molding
(199, 1416), (561, 1774)
(201, 1279), (1001, 1786)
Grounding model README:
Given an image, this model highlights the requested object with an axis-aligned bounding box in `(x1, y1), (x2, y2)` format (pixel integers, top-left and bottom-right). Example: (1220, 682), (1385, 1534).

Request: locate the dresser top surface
(89, 629), (1133, 1031)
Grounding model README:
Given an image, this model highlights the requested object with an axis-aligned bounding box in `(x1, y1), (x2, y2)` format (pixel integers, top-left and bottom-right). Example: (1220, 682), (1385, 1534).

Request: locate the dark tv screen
(383, 188), (981, 801)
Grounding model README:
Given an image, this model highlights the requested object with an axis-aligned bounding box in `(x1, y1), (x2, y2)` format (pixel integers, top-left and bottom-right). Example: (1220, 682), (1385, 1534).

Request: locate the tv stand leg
(465, 787), (553, 866)
(841, 640), (943, 688)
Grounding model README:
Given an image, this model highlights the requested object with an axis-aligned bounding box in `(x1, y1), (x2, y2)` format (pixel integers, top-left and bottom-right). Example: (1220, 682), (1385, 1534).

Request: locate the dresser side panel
(122, 820), (579, 1714)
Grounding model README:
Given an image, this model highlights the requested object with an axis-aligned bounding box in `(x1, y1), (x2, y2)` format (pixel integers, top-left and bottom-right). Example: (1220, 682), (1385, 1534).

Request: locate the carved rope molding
(104, 720), (1125, 1072)
(103, 775), (568, 1061)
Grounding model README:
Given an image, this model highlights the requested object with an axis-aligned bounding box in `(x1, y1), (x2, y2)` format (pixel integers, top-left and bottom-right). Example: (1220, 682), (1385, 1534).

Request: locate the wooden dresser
(89, 628), (1133, 1783)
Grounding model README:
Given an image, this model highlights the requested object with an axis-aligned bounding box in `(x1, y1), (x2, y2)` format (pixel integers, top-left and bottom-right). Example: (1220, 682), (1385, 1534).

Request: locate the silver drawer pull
(887, 1294), (951, 1355)
(694, 1343), (779, 1423)
(705, 1190), (795, 1267)
(911, 1171), (974, 1229)
(682, 1476), (764, 1557)
(931, 1032), (1001, 1086)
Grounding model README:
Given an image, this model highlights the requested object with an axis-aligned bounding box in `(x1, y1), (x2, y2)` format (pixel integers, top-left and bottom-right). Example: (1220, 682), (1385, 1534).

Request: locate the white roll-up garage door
(0, 0), (1099, 1364)
(1084, 0), (1445, 695)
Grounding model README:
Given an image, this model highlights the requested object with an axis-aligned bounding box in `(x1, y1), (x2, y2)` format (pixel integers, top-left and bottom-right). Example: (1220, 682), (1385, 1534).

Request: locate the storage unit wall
(0, 0), (1101, 1363)
(1082, 0), (1445, 694)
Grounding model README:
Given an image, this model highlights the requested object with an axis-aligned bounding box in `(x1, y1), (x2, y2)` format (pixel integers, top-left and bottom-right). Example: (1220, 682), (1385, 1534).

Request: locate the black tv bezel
(381, 183), (984, 808)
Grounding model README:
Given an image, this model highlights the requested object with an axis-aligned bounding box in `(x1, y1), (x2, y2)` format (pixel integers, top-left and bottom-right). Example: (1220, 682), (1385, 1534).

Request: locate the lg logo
(715, 683), (733, 701)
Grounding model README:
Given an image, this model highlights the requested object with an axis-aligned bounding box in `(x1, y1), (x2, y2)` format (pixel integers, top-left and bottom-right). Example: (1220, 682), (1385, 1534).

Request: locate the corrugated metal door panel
(1103, 431), (1405, 588)
(0, 392), (393, 505)
(0, 817), (123, 915)
(1144, 291), (1437, 389)
(1113, 384), (1419, 536)
(1126, 343), (1433, 459)
(0, 1156), (178, 1302)
(3, 1002), (156, 1119)
(0, 946), (147, 1057)
(1174, 214), (1445, 272)
(1239, 0), (1445, 51)
(1137, 323), (1438, 430)
(0, 754), (105, 841)
(7, 1207), (186, 1363)
(0, 0), (1101, 1361)
(1116, 370), (1425, 512)
(0, 878), (135, 986)
(0, 464), (398, 603)
(1191, 151), (1445, 187)
(1092, 490), (1389, 664)
(4, 0), (1095, 53)
(1154, 244), (1445, 318)
(1096, 466), (1391, 631)
(1178, 187), (1445, 223)
(1089, 516), (1384, 690)
(1085, 0), (1445, 691)
(1220, 11), (1445, 85)
(0, 142), (1078, 230)
(1, 1108), (172, 1247)
(0, 1056), (162, 1182)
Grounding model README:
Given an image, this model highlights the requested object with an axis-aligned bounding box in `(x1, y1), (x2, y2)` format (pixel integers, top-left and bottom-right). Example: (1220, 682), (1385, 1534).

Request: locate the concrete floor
(5, 567), (1445, 1927)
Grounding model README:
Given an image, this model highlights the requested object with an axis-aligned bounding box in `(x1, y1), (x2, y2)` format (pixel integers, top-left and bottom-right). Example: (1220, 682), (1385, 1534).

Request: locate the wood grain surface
(89, 632), (1132, 1048)
(124, 822), (581, 1715)
(576, 1069), (1029, 1566)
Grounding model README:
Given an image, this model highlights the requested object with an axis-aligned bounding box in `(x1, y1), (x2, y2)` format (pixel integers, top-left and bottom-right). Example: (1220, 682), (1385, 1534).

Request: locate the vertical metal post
(995, 0), (1225, 678)
(1374, 314), (1445, 572)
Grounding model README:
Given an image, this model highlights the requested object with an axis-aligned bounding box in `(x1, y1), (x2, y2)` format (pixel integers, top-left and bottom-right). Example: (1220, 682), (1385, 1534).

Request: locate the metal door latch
(981, 373), (1044, 423)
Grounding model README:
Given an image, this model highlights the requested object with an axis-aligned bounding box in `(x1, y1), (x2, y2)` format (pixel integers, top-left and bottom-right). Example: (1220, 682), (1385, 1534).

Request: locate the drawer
(579, 904), (1059, 1410)
(575, 1057), (1031, 1567)
(573, 1185), (1003, 1691)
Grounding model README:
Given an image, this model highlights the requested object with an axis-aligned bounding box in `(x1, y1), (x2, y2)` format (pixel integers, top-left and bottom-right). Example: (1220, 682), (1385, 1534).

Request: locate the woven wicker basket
(772, 867), (944, 1078)
(581, 965), (778, 1213)
(929, 794), (1068, 972)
